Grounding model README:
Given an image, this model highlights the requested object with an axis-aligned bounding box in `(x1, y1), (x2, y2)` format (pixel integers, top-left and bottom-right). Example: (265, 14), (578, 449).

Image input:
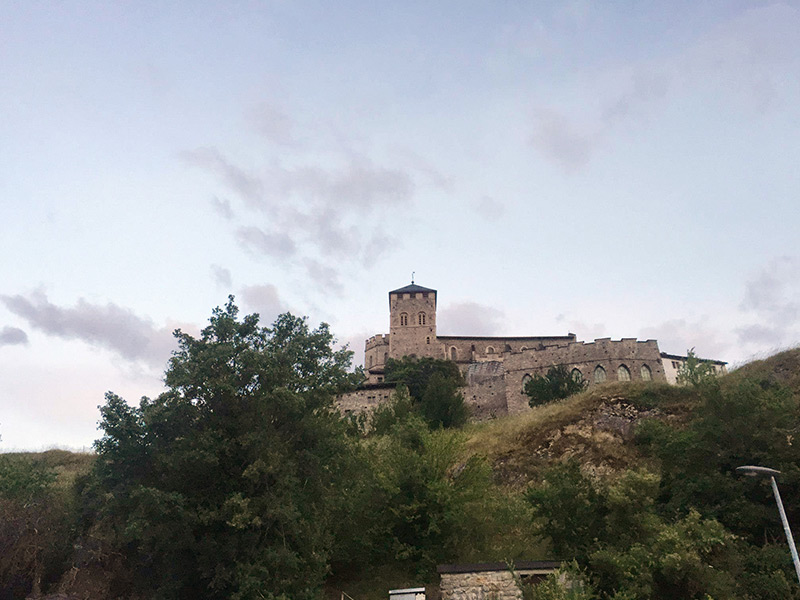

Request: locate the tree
(676, 348), (717, 386)
(384, 356), (468, 428)
(525, 366), (587, 407)
(88, 299), (361, 600)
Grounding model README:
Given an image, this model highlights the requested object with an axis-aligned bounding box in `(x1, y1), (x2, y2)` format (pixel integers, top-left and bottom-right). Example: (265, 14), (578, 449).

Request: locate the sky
(2, 1), (799, 450)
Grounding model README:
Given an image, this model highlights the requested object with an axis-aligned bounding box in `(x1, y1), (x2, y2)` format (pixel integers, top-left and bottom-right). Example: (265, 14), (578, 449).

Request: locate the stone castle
(338, 282), (726, 419)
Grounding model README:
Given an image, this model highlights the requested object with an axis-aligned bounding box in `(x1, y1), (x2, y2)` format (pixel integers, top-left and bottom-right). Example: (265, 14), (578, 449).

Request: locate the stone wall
(461, 361), (507, 420)
(337, 383), (395, 414)
(389, 290), (438, 359)
(438, 335), (576, 363)
(438, 563), (560, 600)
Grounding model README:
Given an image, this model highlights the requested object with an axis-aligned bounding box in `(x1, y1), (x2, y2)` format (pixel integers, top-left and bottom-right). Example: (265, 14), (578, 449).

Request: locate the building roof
(660, 352), (727, 365)
(389, 283), (437, 295)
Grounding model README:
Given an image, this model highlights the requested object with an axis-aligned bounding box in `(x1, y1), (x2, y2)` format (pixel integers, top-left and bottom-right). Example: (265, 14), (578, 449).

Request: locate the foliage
(0, 456), (75, 599)
(384, 356), (468, 428)
(676, 348), (717, 387)
(87, 299), (361, 600)
(519, 562), (595, 600)
(525, 366), (587, 407)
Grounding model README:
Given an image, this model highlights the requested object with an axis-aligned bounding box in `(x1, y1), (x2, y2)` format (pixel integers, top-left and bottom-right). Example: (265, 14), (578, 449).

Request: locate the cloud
(1, 290), (177, 367)
(211, 264), (232, 289)
(0, 326), (28, 346)
(303, 259), (343, 294)
(471, 195), (505, 221)
(438, 302), (505, 336)
(246, 102), (298, 147)
(239, 284), (286, 325)
(640, 318), (729, 360)
(529, 108), (595, 171)
(181, 147), (264, 207)
(236, 226), (297, 259)
(555, 314), (607, 341)
(737, 256), (800, 348)
(210, 196), (234, 220)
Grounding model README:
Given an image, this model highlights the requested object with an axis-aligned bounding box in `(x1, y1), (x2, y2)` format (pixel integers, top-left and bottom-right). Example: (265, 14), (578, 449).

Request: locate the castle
(338, 283), (727, 419)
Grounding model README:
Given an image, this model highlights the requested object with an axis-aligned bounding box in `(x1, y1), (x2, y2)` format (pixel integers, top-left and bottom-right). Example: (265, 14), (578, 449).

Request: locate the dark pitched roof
(389, 283), (437, 295)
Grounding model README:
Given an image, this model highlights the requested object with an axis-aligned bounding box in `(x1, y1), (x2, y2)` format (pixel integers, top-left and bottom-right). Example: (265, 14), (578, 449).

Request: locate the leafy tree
(525, 366), (587, 407)
(384, 357), (468, 428)
(676, 348), (717, 386)
(88, 299), (361, 600)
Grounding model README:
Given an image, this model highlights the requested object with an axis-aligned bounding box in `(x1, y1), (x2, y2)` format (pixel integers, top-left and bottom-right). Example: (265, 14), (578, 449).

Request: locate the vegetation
(3, 298), (800, 599)
(676, 348), (718, 386)
(384, 356), (469, 428)
(525, 365), (588, 407)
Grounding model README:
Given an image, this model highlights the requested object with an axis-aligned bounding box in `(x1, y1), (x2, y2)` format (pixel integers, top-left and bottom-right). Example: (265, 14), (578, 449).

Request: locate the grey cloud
(239, 284), (286, 325)
(555, 314), (607, 341)
(438, 302), (505, 337)
(210, 196), (234, 220)
(640, 318), (729, 360)
(530, 108), (594, 171)
(181, 147), (264, 207)
(601, 70), (669, 123)
(0, 326), (28, 346)
(740, 256), (800, 326)
(236, 226), (297, 259)
(471, 195), (505, 221)
(1, 291), (177, 367)
(735, 324), (786, 349)
(303, 259), (343, 295)
(211, 264), (233, 289)
(247, 102), (298, 147)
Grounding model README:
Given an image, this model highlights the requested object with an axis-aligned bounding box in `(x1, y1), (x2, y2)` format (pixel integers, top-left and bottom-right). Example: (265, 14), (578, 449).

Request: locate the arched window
(400, 312), (408, 326)
(617, 365), (631, 381)
(505, 344), (512, 353)
(521, 373), (532, 393)
(594, 366), (606, 383)
(418, 312), (426, 325)
(471, 344), (476, 352)
(571, 368), (583, 382)
(383, 352), (388, 364)
(426, 336), (431, 344)
(486, 346), (495, 355)
(450, 346), (457, 360)
(640, 364), (652, 381)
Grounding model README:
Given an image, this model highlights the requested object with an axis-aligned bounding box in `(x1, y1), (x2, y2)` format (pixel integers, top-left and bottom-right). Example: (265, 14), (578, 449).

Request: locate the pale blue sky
(2, 1), (799, 449)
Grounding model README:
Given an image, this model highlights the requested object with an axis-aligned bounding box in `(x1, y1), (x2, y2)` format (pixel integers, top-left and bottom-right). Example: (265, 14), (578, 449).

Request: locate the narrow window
(368, 355), (373, 367)
(426, 336), (431, 344)
(383, 352), (388, 364)
(418, 312), (426, 325)
(640, 364), (652, 381)
(450, 346), (457, 360)
(486, 346), (495, 355)
(594, 366), (606, 383)
(617, 365), (631, 381)
(571, 368), (583, 382)
(505, 344), (512, 353)
(400, 312), (408, 326)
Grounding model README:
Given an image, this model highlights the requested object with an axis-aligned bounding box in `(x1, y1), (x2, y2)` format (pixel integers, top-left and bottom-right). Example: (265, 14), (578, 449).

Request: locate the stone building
(338, 282), (725, 418)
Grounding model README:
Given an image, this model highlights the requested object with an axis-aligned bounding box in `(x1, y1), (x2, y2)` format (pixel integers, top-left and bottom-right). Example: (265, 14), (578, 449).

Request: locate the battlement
(365, 334), (390, 350)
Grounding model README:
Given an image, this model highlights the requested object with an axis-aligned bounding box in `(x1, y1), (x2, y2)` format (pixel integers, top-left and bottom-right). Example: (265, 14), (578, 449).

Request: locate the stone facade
(339, 282), (726, 419)
(438, 562), (560, 600)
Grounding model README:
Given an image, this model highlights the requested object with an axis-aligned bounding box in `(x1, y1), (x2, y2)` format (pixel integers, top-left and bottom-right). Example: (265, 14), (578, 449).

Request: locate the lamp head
(736, 465), (781, 478)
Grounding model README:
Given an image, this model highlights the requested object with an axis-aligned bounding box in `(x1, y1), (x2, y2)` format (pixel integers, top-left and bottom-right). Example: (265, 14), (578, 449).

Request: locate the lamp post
(736, 465), (800, 584)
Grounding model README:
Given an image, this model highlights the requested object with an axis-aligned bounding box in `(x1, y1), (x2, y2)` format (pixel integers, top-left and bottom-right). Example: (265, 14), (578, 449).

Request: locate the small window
(594, 366), (606, 383)
(426, 336), (431, 344)
(640, 364), (652, 381)
(486, 346), (495, 355)
(368, 355), (373, 367)
(504, 344), (512, 353)
(450, 346), (457, 360)
(418, 312), (426, 325)
(383, 352), (388, 364)
(471, 344), (476, 352)
(400, 312), (408, 326)
(377, 376), (383, 382)
(617, 365), (631, 381)
(571, 368), (583, 382)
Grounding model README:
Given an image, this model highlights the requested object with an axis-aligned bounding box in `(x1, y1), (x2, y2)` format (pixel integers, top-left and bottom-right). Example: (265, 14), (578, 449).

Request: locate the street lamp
(736, 465), (800, 584)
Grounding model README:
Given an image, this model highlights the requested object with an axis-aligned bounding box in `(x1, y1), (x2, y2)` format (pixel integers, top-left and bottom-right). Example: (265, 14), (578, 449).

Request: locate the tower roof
(389, 283), (437, 295)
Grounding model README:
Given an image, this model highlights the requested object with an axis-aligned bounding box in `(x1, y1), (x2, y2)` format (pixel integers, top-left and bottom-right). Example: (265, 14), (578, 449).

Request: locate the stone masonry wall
(439, 571), (522, 600)
(503, 339), (666, 415)
(438, 335), (576, 363)
(461, 361), (508, 420)
(389, 291), (438, 359)
(337, 385), (395, 414)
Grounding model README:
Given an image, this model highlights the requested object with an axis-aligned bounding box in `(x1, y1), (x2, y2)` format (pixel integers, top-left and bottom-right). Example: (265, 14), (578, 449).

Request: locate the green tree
(525, 366), (587, 407)
(676, 348), (717, 386)
(384, 357), (468, 428)
(88, 299), (361, 600)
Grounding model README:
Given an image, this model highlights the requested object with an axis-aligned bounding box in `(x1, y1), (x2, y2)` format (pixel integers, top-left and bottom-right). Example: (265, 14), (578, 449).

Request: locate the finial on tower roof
(411, 271), (415, 284)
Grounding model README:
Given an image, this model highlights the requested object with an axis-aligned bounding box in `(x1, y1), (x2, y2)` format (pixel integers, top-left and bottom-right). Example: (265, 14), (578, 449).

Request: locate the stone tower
(388, 283), (438, 360)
